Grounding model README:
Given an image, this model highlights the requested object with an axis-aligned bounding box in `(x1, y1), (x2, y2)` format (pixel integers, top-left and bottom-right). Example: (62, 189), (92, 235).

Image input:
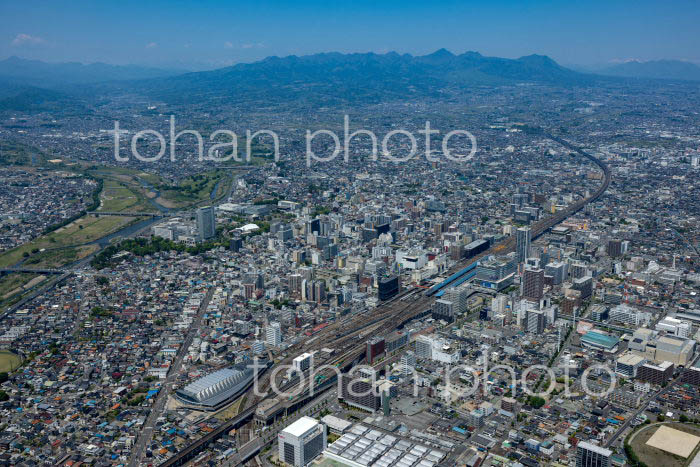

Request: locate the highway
(155, 131), (612, 466)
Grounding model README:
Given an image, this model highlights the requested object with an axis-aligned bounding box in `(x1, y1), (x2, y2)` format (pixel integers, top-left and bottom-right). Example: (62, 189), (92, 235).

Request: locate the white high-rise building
(656, 316), (691, 338)
(576, 441), (612, 467)
(491, 294), (508, 315)
(266, 322), (282, 347)
(414, 335), (459, 364)
(278, 416), (327, 467)
(401, 351), (417, 376)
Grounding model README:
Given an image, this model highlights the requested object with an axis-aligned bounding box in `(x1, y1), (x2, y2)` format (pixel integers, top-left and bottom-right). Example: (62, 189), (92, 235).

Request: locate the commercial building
(637, 361), (674, 385)
(522, 266), (544, 301)
(656, 316), (692, 338)
(615, 353), (646, 378)
(366, 337), (385, 364)
(266, 321), (283, 347)
(433, 299), (455, 322)
(545, 261), (568, 285)
(525, 309), (545, 334)
(475, 256), (516, 291)
(292, 353), (313, 373)
(378, 275), (399, 301)
(385, 330), (410, 353)
(278, 416), (327, 467)
(655, 335), (696, 367)
(609, 304), (651, 327)
(414, 335), (460, 364)
(576, 441), (612, 467)
(580, 331), (619, 353)
(196, 206), (216, 241)
(516, 227), (531, 263)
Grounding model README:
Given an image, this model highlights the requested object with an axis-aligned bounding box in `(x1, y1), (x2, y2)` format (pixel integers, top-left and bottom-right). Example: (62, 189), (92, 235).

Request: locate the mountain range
(0, 51), (698, 111)
(595, 59), (700, 81)
(105, 49), (601, 106)
(0, 56), (185, 87)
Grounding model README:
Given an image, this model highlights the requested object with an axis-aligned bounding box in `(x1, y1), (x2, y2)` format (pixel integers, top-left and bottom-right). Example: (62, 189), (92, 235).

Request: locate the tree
(527, 396), (546, 409)
(0, 390), (9, 402)
(680, 414), (689, 423)
(0, 372), (7, 383)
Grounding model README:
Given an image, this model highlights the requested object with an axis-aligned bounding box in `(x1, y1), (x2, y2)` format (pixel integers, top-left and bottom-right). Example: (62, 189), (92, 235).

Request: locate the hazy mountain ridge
(122, 49), (602, 106)
(0, 56), (185, 87)
(597, 59), (700, 81)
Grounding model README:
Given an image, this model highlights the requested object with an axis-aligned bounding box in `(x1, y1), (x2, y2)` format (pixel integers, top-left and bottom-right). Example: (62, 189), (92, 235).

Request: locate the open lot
(647, 425), (700, 458)
(630, 423), (700, 467)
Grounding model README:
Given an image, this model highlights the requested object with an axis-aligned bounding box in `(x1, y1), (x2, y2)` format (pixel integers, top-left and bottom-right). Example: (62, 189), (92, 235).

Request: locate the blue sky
(1, 0), (699, 69)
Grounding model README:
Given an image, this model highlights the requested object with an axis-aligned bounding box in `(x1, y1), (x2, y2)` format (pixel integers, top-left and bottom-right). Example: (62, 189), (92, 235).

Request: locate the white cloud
(11, 33), (45, 47)
(224, 41), (234, 49)
(145, 42), (158, 49)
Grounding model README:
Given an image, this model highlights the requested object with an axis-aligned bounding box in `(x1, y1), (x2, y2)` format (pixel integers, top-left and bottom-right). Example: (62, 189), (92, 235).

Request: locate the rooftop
(282, 416), (321, 438)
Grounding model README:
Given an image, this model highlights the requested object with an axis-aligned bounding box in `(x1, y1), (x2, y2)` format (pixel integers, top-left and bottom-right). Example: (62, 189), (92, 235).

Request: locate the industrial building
(324, 423), (446, 467)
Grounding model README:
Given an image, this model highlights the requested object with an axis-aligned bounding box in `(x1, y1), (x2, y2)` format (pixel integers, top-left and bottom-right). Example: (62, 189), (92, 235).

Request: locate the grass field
(0, 350), (22, 373)
(156, 169), (229, 209)
(0, 272), (44, 299)
(630, 423), (700, 467)
(214, 395), (246, 421)
(0, 215), (136, 268)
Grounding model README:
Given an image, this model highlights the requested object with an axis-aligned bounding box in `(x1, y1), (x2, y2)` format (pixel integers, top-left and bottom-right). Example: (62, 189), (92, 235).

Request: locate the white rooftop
(282, 416), (320, 438)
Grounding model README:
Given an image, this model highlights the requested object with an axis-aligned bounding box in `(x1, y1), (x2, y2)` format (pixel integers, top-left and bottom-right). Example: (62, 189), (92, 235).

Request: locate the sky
(1, 0), (699, 70)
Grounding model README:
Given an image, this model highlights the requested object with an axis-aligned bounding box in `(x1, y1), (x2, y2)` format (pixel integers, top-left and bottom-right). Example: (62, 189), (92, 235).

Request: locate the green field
(0, 272), (44, 299)
(0, 215), (136, 268)
(0, 350), (22, 373)
(98, 179), (154, 212)
(155, 169), (230, 209)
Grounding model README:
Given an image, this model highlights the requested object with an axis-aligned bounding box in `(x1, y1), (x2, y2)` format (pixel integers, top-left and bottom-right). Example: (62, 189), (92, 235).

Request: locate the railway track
(157, 131), (611, 467)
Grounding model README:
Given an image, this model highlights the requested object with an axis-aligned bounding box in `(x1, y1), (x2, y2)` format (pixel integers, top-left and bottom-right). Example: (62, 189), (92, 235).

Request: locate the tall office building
(522, 266), (544, 301)
(401, 351), (416, 376)
(433, 299), (455, 322)
(196, 206), (216, 241)
(266, 322), (282, 347)
(378, 275), (399, 301)
(526, 309), (545, 334)
(339, 372), (382, 412)
(516, 227), (531, 263)
(576, 441), (612, 467)
(607, 239), (622, 257)
(366, 337), (386, 364)
(278, 416), (327, 467)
